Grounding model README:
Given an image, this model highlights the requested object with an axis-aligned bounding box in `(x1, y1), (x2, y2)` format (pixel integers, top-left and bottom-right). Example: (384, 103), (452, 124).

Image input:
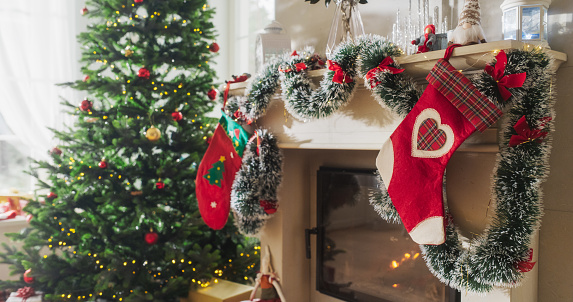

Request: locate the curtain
(0, 1), (82, 160)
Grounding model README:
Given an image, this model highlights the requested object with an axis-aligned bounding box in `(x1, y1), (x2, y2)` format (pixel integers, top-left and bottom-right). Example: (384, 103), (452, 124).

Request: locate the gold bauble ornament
(125, 48), (134, 57)
(146, 126), (161, 141)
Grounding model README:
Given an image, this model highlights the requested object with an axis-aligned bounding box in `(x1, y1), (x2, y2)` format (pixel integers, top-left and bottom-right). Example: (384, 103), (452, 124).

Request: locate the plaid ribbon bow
(485, 50), (527, 101)
(327, 60), (353, 84)
(365, 56), (405, 88)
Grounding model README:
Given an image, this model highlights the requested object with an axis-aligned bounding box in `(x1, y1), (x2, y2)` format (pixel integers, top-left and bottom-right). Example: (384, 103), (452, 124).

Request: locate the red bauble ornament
(134, 0), (143, 3)
(145, 232), (159, 245)
(207, 87), (218, 101)
(171, 111), (183, 122)
(260, 200), (278, 214)
(98, 160), (107, 169)
(83, 75), (90, 82)
(50, 147), (62, 156)
(80, 99), (93, 111)
(209, 42), (220, 53)
(47, 192), (57, 199)
(156, 181), (165, 189)
(138, 67), (150, 79)
(23, 269), (34, 284)
(80, 7), (89, 15)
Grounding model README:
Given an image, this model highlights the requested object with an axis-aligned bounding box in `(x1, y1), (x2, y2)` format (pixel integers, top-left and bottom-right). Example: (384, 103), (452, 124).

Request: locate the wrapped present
(0, 192), (33, 216)
(6, 287), (43, 302)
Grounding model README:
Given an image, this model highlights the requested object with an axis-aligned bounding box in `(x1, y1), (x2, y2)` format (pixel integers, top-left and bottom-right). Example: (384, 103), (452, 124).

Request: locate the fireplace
(314, 167), (460, 302)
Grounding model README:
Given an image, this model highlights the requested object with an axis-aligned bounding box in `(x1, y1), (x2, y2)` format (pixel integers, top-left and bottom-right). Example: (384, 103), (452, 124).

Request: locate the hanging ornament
(145, 232), (159, 245)
(208, 87), (218, 101)
(83, 75), (90, 82)
(80, 7), (89, 15)
(80, 99), (93, 111)
(171, 111), (183, 122)
(134, 0), (143, 3)
(98, 160), (107, 169)
(46, 192), (57, 199)
(145, 126), (161, 141)
(23, 269), (34, 284)
(125, 48), (134, 57)
(209, 42), (220, 53)
(156, 180), (165, 189)
(50, 147), (62, 156)
(138, 67), (150, 79)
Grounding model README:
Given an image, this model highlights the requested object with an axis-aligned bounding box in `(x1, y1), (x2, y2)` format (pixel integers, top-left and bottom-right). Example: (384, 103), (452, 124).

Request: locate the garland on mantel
(224, 35), (555, 293)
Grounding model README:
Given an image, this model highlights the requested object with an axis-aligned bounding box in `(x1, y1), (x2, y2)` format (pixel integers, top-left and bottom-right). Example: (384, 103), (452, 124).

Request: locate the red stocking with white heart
(376, 45), (503, 245)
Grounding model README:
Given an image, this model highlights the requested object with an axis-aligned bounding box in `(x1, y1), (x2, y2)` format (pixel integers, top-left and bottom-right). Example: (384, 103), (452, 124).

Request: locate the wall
(274, 0), (573, 301)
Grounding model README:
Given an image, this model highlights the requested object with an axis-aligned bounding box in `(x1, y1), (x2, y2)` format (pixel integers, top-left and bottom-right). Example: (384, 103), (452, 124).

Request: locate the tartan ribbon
(509, 115), (549, 147)
(327, 60), (353, 83)
(485, 50), (527, 101)
(427, 59), (502, 132)
(417, 118), (447, 151)
(16, 287), (35, 301)
(365, 56), (404, 88)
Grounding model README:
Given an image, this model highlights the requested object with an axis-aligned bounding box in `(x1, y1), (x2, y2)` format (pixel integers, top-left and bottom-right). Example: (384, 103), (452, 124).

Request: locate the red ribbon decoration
(485, 50), (527, 101)
(509, 115), (549, 147)
(365, 57), (405, 88)
(16, 287), (36, 302)
(278, 62), (307, 73)
(259, 200), (278, 214)
(515, 248), (536, 273)
(327, 60), (353, 84)
(223, 74), (250, 109)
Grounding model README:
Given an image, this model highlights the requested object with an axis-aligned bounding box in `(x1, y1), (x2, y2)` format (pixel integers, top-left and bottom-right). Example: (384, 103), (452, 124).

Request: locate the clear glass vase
(326, 0), (365, 58)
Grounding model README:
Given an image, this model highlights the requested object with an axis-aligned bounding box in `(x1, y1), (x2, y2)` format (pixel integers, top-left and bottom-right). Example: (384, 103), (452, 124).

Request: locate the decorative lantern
(255, 21), (291, 73)
(501, 0), (550, 47)
(326, 0), (365, 58)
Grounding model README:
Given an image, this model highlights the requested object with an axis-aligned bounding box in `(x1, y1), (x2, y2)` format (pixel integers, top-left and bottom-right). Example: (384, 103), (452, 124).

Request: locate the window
(210, 0), (275, 82)
(0, 114), (31, 193)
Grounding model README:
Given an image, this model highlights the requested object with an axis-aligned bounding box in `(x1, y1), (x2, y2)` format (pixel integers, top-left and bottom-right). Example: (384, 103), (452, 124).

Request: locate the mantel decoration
(222, 34), (555, 293)
(325, 0), (366, 58)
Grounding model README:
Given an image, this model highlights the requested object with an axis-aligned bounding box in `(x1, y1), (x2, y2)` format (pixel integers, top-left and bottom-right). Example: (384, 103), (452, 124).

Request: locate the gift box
(6, 289), (43, 302)
(0, 192), (32, 216)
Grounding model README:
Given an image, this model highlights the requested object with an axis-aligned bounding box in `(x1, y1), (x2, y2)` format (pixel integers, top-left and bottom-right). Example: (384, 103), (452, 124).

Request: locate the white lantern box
(501, 0), (551, 47)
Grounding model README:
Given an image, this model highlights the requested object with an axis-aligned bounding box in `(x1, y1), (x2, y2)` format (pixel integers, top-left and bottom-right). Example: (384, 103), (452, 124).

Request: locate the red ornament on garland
(134, 0), (144, 3)
(259, 200), (278, 214)
(209, 42), (220, 53)
(485, 50), (527, 101)
(23, 269), (34, 284)
(156, 180), (165, 189)
(138, 67), (151, 79)
(207, 87), (218, 101)
(80, 7), (89, 15)
(50, 147), (62, 156)
(83, 75), (90, 82)
(46, 192), (57, 199)
(327, 60), (353, 84)
(98, 160), (108, 169)
(145, 232), (159, 245)
(80, 99), (93, 111)
(171, 111), (183, 122)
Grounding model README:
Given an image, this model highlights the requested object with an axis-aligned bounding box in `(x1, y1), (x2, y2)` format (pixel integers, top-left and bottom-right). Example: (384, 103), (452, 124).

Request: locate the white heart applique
(411, 108), (455, 158)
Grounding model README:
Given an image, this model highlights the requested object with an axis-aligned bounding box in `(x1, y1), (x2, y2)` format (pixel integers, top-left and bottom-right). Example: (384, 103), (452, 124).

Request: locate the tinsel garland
(366, 45), (554, 293)
(231, 129), (283, 237)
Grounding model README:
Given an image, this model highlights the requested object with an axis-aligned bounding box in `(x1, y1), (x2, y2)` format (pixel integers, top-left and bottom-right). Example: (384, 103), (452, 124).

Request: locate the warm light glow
(404, 253), (411, 259)
(391, 261), (399, 269)
(413, 253), (420, 259)
(392, 284), (399, 288)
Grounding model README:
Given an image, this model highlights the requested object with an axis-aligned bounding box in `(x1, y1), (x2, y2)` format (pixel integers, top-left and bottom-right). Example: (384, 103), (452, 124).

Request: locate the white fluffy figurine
(449, 0), (487, 46)
(246, 246), (286, 302)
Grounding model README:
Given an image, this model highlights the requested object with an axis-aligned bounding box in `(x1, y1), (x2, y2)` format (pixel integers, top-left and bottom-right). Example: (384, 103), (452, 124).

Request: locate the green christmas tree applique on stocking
(196, 112), (249, 230)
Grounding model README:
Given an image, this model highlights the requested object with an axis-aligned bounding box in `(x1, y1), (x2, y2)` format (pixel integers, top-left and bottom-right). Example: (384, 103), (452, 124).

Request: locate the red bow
(515, 248), (536, 273)
(16, 287), (36, 301)
(278, 62), (307, 73)
(509, 115), (549, 147)
(365, 57), (405, 88)
(485, 50), (526, 101)
(223, 74), (250, 109)
(259, 200), (278, 214)
(327, 60), (353, 84)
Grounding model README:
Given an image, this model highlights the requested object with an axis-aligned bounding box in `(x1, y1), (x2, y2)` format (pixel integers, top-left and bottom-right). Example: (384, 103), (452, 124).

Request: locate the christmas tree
(0, 0), (258, 301)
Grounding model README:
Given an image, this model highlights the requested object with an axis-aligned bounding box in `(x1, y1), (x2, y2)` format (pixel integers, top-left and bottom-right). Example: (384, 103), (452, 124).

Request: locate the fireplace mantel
(229, 40), (566, 152)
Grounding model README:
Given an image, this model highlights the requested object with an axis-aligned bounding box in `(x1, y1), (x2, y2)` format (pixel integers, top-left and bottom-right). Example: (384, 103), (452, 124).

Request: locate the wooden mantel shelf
(230, 40), (567, 151)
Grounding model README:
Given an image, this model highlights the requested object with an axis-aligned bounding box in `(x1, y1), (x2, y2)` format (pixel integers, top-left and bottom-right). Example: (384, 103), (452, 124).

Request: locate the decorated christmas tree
(0, 0), (258, 301)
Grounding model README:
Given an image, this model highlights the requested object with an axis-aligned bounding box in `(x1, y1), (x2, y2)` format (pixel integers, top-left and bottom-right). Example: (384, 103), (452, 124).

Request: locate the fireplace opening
(316, 167), (460, 302)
